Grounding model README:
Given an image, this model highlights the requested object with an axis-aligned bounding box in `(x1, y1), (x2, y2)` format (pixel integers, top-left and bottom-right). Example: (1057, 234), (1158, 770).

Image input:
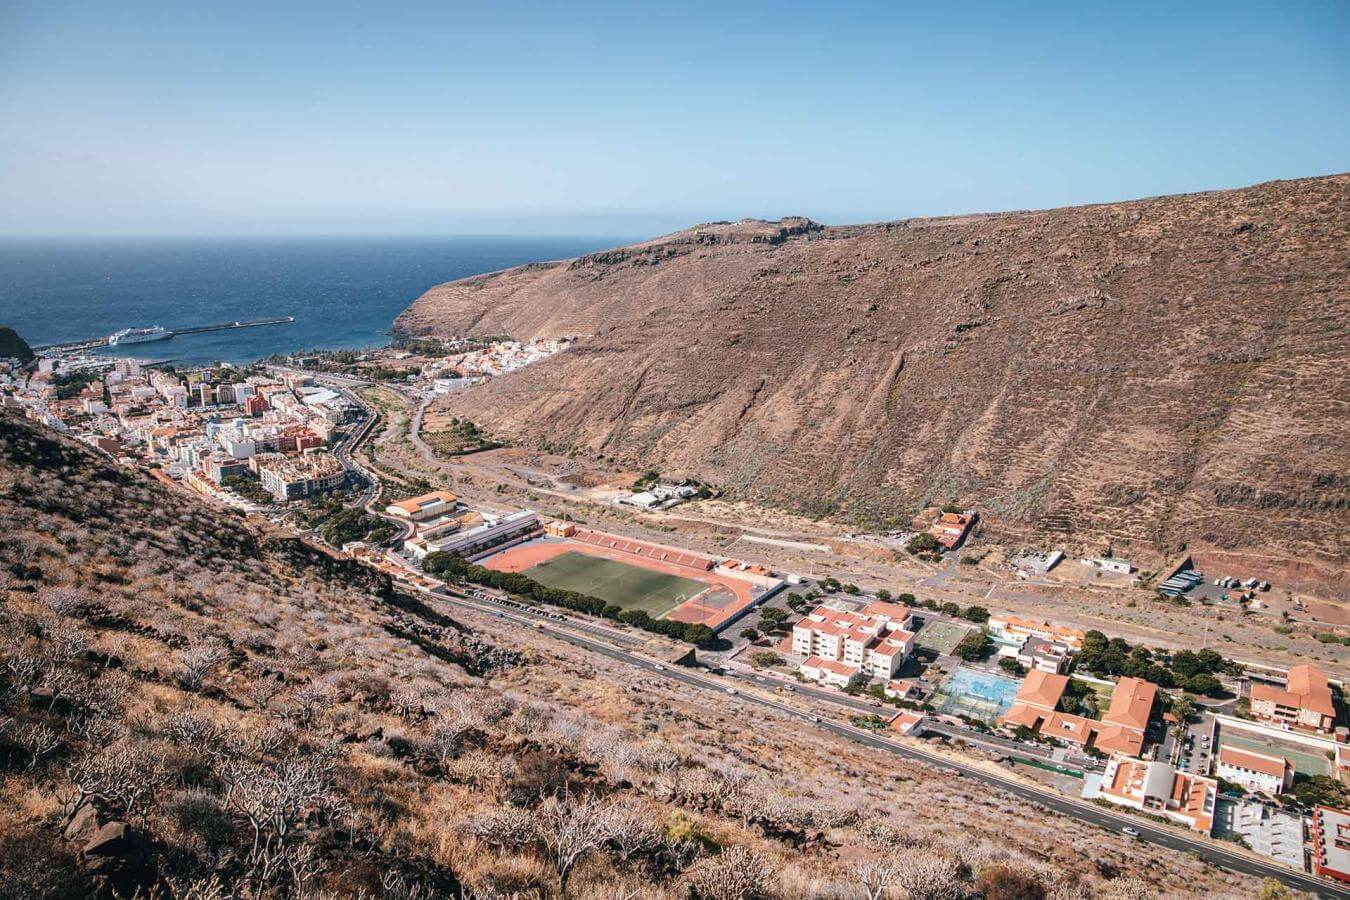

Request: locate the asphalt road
(419, 585), (1349, 899)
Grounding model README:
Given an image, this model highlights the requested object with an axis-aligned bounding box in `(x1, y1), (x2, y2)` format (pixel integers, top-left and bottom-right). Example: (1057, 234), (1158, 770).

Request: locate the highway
(408, 582), (1349, 899)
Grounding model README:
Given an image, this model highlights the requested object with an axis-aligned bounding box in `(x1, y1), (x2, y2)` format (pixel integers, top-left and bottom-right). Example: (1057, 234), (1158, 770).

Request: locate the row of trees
(421, 551), (716, 646)
(1074, 630), (1234, 696)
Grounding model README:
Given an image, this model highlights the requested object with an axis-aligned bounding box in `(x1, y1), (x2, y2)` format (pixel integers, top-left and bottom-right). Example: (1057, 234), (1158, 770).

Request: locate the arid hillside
(396, 177), (1350, 586)
(1, 411), (1264, 898)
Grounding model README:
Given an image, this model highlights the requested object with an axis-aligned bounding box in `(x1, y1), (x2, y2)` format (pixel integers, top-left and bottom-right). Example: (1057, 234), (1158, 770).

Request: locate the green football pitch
(523, 551), (707, 617)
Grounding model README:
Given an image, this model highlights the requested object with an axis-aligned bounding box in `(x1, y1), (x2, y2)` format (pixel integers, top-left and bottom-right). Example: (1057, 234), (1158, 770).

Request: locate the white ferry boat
(108, 326), (173, 345)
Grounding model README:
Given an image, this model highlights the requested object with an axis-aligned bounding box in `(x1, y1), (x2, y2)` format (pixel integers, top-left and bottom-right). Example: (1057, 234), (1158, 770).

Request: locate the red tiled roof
(1219, 746), (1290, 779)
(1103, 676), (1157, 733)
(1012, 669), (1068, 711)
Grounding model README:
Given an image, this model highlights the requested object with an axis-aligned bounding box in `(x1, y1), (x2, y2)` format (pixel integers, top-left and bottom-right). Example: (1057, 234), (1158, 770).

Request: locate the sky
(1, 0), (1347, 237)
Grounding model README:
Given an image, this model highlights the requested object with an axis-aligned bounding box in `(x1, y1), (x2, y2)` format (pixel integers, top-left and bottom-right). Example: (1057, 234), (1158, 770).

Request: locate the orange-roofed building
(862, 600), (913, 622)
(386, 490), (461, 522)
(1311, 806), (1350, 885)
(1103, 677), (1157, 733)
(988, 614), (1086, 651)
(800, 655), (859, 689)
(888, 710), (926, 735)
(930, 512), (974, 550)
(1095, 755), (1216, 834)
(1000, 672), (1156, 758)
(1250, 664), (1336, 734)
(1006, 669), (1069, 713)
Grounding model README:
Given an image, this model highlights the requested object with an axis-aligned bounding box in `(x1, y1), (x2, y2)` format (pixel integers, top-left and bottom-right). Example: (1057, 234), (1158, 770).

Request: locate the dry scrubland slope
(398, 176), (1350, 583)
(0, 412), (1264, 898)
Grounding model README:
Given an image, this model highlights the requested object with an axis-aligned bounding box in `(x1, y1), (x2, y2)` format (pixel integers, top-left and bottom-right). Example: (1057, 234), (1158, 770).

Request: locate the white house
(1215, 746), (1294, 794)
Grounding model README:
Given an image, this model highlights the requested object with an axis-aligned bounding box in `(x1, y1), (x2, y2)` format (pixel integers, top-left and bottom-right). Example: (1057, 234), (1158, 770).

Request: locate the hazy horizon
(3, 1), (1347, 238)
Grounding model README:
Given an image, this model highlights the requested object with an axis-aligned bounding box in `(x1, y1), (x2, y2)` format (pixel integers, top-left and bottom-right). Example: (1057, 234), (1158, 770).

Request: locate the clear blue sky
(2, 1), (1346, 237)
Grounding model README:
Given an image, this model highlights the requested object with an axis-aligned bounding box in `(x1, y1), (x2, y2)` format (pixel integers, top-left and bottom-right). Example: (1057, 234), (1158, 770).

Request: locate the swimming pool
(932, 668), (1022, 721)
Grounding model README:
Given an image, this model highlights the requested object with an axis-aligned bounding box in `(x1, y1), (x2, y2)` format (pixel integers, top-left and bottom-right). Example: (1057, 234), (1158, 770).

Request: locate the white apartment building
(793, 603), (916, 686)
(1215, 746), (1294, 795)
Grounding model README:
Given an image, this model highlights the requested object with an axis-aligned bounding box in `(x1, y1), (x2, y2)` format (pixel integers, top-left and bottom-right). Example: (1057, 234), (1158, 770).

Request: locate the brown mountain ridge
(395, 176), (1350, 588)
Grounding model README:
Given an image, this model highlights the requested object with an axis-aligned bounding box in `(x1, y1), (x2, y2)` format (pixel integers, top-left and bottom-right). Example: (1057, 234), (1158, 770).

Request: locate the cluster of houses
(783, 585), (1348, 860)
(614, 481), (700, 510)
(9, 356), (357, 505)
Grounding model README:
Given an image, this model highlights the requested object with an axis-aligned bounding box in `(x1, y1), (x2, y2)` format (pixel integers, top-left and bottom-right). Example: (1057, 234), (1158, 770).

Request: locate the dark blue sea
(0, 236), (628, 365)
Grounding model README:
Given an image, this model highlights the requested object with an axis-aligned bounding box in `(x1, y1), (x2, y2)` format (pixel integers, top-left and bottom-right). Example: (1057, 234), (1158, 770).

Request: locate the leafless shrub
(684, 845), (776, 900)
(444, 749), (505, 784)
(463, 805), (537, 850)
(66, 711), (125, 745)
(249, 676), (284, 710)
(858, 820), (928, 852)
(179, 640), (228, 691)
(286, 682), (333, 727)
(43, 618), (90, 663)
(39, 586), (85, 618)
(1094, 877), (1155, 900)
(892, 848), (962, 900)
(534, 793), (619, 895)
(602, 798), (664, 860)
(390, 686), (426, 720)
(165, 789), (237, 855)
(9, 720), (60, 769)
(65, 742), (169, 824)
(428, 723), (466, 765)
(3, 651), (46, 700)
(220, 754), (337, 863)
(164, 711), (229, 756)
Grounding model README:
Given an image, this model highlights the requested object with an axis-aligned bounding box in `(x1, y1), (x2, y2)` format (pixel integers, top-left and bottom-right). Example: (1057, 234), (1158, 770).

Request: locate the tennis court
(1217, 726), (1333, 777)
(523, 550), (707, 617)
(931, 668), (1022, 722)
(916, 619), (972, 655)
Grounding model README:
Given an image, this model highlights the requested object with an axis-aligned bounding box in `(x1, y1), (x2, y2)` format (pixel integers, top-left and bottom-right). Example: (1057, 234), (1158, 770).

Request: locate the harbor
(34, 316), (296, 352)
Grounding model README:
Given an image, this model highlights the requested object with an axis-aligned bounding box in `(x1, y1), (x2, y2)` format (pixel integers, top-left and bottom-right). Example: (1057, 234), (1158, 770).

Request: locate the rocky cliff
(396, 176), (1350, 582)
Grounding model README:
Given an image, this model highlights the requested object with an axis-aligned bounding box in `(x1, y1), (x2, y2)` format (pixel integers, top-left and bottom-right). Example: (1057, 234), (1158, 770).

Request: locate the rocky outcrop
(396, 177), (1350, 588)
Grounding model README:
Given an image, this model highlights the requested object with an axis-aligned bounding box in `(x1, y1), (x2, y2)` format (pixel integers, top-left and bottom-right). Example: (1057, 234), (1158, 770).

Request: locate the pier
(35, 316), (296, 352)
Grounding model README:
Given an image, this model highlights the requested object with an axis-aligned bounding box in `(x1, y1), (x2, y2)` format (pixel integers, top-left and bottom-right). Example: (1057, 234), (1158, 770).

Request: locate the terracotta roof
(862, 600), (912, 621)
(888, 711), (925, 733)
(1012, 669), (1068, 711)
(999, 703), (1049, 730)
(1289, 664), (1337, 717)
(1091, 722), (1145, 757)
(389, 490), (459, 514)
(1251, 665), (1336, 719)
(1218, 746), (1290, 779)
(802, 656), (858, 678)
(1102, 677), (1157, 733)
(991, 614), (1087, 644)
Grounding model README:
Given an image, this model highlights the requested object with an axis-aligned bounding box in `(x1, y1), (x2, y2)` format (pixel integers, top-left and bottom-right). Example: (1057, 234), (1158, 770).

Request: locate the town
(3, 340), (1348, 894)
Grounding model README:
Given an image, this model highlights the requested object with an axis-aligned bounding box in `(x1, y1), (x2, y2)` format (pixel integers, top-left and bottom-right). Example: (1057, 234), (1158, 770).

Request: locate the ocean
(0, 236), (627, 365)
